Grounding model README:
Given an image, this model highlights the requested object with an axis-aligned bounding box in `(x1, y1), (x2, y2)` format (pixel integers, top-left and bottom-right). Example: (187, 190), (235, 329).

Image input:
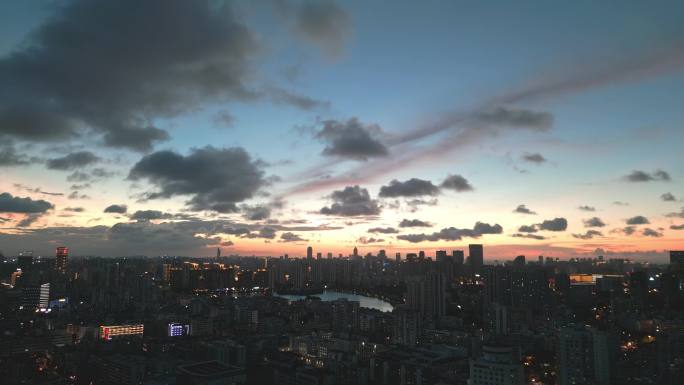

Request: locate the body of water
(275, 290), (394, 312)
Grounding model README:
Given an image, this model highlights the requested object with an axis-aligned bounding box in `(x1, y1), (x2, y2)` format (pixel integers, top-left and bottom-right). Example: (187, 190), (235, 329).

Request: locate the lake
(275, 290), (394, 312)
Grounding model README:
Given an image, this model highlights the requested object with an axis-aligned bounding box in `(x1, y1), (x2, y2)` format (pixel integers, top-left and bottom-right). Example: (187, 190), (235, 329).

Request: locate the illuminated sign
(99, 324), (144, 340)
(168, 323), (191, 337)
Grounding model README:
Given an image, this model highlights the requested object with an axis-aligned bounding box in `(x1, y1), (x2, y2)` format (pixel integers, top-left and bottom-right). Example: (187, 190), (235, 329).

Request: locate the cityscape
(1, 246), (684, 384)
(1, 1), (684, 385)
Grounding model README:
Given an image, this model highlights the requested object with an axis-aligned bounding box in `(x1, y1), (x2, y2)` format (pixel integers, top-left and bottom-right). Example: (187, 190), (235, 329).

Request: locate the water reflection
(275, 290), (394, 312)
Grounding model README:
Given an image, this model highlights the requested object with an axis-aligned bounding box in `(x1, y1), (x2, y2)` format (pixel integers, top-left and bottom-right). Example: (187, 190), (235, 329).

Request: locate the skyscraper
(306, 246), (313, 259)
(425, 272), (446, 322)
(452, 250), (464, 265)
(22, 282), (50, 309)
(469, 244), (484, 273)
(55, 246), (68, 273)
(17, 251), (33, 271)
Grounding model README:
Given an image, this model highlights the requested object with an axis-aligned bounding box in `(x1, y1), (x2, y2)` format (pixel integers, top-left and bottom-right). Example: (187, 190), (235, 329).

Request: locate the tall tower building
(22, 283), (50, 309)
(17, 251), (34, 271)
(425, 272), (446, 321)
(452, 250), (464, 264)
(469, 244), (484, 274)
(55, 246), (68, 273)
(306, 246), (313, 259)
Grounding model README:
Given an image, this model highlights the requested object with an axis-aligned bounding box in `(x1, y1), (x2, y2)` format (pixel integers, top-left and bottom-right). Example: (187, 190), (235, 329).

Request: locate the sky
(0, 0), (683, 262)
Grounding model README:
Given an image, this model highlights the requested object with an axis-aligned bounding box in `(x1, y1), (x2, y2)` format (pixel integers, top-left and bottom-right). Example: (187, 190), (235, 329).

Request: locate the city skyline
(1, 1), (684, 261)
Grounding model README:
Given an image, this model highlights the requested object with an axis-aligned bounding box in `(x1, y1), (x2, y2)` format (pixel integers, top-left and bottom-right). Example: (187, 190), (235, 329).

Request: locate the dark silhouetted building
(469, 244), (484, 273)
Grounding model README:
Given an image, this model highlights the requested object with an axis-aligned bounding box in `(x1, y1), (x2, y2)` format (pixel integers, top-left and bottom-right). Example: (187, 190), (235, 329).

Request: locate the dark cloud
(440, 174), (474, 192)
(670, 224), (684, 230)
(70, 183), (90, 191)
(266, 86), (329, 110)
(473, 107), (553, 130)
(661, 192), (677, 202)
(621, 226), (637, 236)
(518, 225), (538, 233)
(288, 0), (352, 57)
(642, 228), (663, 237)
(104, 204), (127, 214)
(67, 171), (91, 183)
(129, 146), (266, 213)
(358, 236), (384, 244)
(368, 227), (398, 234)
(91, 168), (116, 179)
(17, 213), (44, 227)
(0, 0), (259, 151)
(513, 204), (537, 215)
(130, 210), (173, 221)
(0, 143), (31, 166)
(13, 184), (63, 196)
(521, 152), (547, 164)
(626, 215), (649, 225)
(572, 230), (603, 240)
(68, 191), (90, 200)
(665, 207), (684, 218)
(319, 185), (380, 216)
(518, 219), (566, 234)
(0, 192), (54, 213)
(405, 198), (439, 212)
(399, 219), (432, 228)
(315, 118), (388, 160)
(379, 178), (439, 198)
(583, 217), (606, 228)
(511, 233), (546, 240)
(578, 205), (596, 212)
(623, 169), (671, 182)
(397, 221), (502, 243)
(538, 217), (568, 232)
(64, 207), (85, 213)
(47, 151), (100, 170)
(280, 232), (307, 242)
(213, 110), (235, 128)
(243, 227), (277, 239)
(241, 205), (272, 221)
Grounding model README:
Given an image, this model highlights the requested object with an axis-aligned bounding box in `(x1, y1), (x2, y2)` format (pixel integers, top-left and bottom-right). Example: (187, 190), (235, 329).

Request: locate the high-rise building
(17, 251), (33, 271)
(425, 272), (446, 322)
(331, 299), (360, 331)
(22, 282), (50, 309)
(353, 247), (358, 257)
(469, 344), (524, 385)
(469, 244), (484, 273)
(452, 250), (464, 265)
(435, 250), (448, 262)
(55, 246), (68, 273)
(557, 326), (618, 385)
(307, 246), (313, 259)
(392, 305), (421, 345)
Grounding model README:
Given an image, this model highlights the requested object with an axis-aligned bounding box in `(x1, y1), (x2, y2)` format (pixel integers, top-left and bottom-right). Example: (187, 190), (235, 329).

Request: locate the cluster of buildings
(0, 246), (683, 384)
